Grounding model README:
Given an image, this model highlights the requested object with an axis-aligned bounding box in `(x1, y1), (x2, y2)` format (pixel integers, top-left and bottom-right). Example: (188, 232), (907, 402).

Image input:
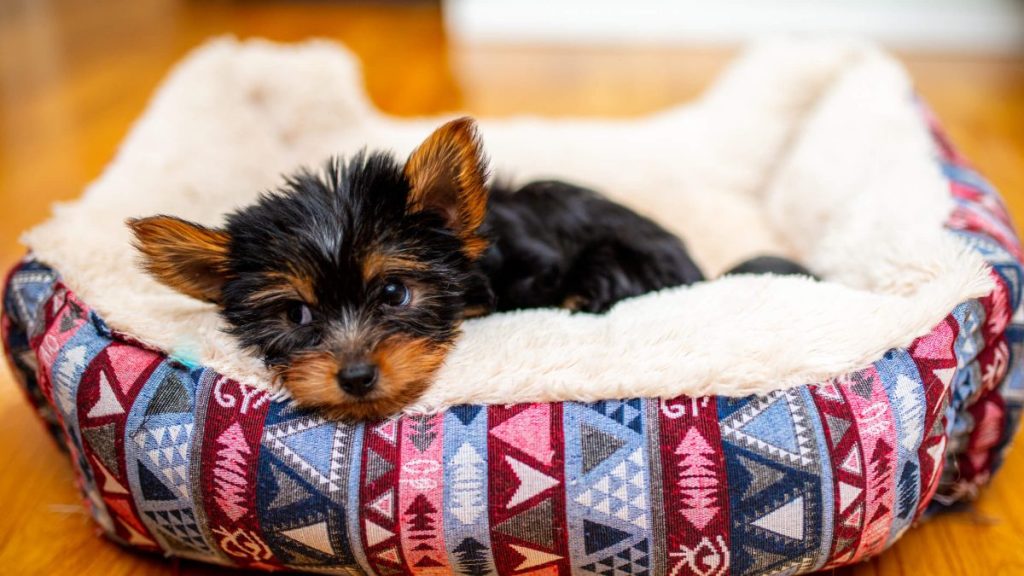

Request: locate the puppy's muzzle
(337, 362), (379, 397)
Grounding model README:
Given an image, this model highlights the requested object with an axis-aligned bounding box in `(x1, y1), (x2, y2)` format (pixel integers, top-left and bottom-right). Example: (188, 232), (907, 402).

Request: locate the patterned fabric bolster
(1, 109), (1021, 575)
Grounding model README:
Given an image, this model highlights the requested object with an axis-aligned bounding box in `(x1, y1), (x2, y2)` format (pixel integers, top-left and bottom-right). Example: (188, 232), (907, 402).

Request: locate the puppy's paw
(561, 273), (632, 314)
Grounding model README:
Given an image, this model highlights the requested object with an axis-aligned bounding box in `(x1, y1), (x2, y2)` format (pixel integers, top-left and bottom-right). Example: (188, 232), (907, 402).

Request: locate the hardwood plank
(0, 1), (1021, 574)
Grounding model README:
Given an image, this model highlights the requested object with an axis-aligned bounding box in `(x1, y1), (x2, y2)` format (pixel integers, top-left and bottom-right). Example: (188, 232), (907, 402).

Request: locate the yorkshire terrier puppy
(128, 118), (711, 420)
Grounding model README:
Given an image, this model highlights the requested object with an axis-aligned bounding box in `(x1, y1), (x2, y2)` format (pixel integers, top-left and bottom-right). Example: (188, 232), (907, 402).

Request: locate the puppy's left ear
(127, 216), (232, 304)
(404, 117), (489, 259)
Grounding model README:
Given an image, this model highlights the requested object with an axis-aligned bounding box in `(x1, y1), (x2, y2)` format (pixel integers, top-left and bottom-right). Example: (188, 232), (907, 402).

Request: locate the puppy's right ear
(404, 117), (489, 259)
(127, 216), (231, 304)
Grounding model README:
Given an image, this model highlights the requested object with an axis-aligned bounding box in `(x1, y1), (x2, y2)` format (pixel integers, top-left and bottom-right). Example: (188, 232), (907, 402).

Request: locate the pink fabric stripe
(840, 368), (898, 561)
(398, 414), (450, 574)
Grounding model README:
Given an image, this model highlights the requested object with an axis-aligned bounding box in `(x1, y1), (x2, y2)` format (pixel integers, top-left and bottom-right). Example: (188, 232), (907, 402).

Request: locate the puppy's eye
(381, 280), (412, 307)
(286, 302), (313, 325)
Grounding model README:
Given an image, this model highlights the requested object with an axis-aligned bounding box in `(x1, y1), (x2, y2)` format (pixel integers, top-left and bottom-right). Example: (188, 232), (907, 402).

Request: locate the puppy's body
(480, 181), (703, 313)
(129, 118), (797, 420)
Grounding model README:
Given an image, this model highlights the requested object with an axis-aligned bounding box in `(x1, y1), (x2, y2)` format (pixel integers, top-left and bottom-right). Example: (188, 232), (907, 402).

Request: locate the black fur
(219, 153), (475, 367)
(724, 255), (815, 277)
(480, 180), (705, 313)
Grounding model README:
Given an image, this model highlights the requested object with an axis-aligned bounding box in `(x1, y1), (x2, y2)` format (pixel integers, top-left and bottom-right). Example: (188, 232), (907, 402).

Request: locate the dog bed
(3, 37), (1022, 575)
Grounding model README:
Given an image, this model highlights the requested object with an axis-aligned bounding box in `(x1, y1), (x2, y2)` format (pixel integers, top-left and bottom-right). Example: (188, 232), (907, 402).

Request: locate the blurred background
(0, 1), (1023, 575)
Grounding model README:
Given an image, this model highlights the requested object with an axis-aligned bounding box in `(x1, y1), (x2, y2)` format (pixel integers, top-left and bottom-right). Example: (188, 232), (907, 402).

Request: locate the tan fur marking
(281, 270), (317, 304)
(404, 117), (490, 260)
(361, 251), (428, 283)
(273, 351), (345, 407)
(462, 304), (491, 319)
(274, 337), (450, 422)
(245, 271), (317, 305)
(127, 216), (230, 303)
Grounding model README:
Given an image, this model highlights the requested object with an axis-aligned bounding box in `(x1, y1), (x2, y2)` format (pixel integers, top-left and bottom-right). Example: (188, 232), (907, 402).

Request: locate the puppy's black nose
(337, 363), (379, 397)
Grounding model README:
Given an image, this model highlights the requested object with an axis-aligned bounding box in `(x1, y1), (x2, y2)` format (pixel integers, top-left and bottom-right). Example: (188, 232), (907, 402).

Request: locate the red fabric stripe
(809, 383), (866, 568)
(658, 397), (731, 576)
(908, 316), (959, 520)
(77, 341), (164, 551)
(359, 417), (411, 575)
(198, 375), (279, 569)
(487, 403), (569, 576)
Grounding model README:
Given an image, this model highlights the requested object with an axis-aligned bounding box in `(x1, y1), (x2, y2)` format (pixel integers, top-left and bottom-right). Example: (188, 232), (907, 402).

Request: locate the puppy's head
(129, 118), (489, 420)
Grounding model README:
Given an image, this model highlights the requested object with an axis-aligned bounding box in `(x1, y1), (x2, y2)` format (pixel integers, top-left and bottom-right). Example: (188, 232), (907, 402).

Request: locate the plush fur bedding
(22, 37), (994, 412)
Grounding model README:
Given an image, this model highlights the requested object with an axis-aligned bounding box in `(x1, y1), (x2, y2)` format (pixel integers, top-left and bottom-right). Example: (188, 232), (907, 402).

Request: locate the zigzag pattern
(720, 390), (817, 470)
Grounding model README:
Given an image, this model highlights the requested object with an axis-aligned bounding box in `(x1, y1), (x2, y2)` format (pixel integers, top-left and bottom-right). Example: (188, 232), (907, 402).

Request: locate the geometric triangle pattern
(751, 496), (805, 540)
(359, 408), (406, 576)
(123, 366), (214, 559)
(87, 372), (125, 418)
(146, 373), (191, 415)
(268, 463), (314, 511)
(581, 424), (628, 474)
(397, 413), (449, 573)
(836, 368), (897, 561)
(721, 390), (817, 470)
(721, 389), (824, 576)
(139, 462), (179, 501)
(585, 399), (644, 434)
(738, 455), (786, 501)
(582, 520), (632, 555)
(280, 521), (336, 557)
(255, 400), (355, 570)
(8, 119), (1024, 576)
(488, 404), (570, 576)
(657, 396), (732, 576)
(144, 508), (207, 553)
(580, 539), (650, 576)
(506, 456), (560, 509)
(808, 381), (867, 569)
(495, 498), (555, 549)
(82, 422), (121, 477)
(133, 420), (193, 500)
(565, 401), (651, 574)
(51, 318), (162, 557)
(874, 347), (934, 548)
(4, 263), (56, 335)
(263, 414), (350, 495)
(490, 404), (554, 466)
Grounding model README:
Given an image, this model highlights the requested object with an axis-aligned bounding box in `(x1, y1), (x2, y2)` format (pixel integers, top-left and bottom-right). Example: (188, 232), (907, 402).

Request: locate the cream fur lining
(22, 37), (994, 413)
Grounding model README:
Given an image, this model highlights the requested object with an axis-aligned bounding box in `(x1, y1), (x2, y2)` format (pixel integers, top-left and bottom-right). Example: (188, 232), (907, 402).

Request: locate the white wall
(444, 0), (1024, 53)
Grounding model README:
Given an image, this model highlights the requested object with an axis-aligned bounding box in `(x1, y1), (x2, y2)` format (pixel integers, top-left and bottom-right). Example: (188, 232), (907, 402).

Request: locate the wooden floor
(1, 1), (1022, 574)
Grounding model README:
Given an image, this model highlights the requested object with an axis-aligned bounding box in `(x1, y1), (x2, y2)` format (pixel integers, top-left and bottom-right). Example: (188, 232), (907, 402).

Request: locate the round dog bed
(3, 38), (1022, 575)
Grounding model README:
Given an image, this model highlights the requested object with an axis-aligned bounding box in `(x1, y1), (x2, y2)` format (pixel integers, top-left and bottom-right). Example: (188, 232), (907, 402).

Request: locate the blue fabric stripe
(47, 305), (116, 536)
(800, 386), (834, 572)
(563, 400), (652, 575)
(124, 361), (217, 559)
(442, 406), (497, 576)
(876, 349), (928, 546)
